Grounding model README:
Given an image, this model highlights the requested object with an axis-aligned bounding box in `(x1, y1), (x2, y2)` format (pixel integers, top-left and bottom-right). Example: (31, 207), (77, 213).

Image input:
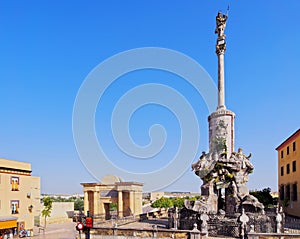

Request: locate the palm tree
(41, 197), (52, 230)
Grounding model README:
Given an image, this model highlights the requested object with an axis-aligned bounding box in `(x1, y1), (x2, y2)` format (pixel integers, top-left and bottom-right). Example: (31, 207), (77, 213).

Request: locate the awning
(0, 217), (17, 229)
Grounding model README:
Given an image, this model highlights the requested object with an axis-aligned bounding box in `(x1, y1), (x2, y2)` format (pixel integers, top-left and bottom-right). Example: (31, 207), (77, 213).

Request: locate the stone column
(93, 190), (99, 217)
(133, 191), (143, 215)
(129, 191), (134, 216)
(218, 53), (225, 110)
(215, 11), (228, 110)
(99, 200), (106, 220)
(118, 191), (123, 218)
(84, 191), (89, 215)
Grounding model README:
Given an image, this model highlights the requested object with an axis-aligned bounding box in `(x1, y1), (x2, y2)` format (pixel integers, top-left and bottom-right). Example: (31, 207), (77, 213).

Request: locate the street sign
(76, 222), (84, 231)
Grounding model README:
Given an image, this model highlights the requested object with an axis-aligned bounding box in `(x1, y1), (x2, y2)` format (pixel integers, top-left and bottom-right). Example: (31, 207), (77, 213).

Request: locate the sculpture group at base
(190, 148), (263, 215)
(176, 145), (280, 237)
(177, 137), (268, 237)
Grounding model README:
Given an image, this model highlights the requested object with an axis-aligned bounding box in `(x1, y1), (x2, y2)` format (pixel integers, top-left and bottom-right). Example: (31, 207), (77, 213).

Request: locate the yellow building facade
(0, 158), (40, 234)
(276, 129), (300, 217)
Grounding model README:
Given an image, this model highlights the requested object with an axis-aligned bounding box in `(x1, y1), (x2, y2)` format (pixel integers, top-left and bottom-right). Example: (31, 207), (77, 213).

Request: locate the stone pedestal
(201, 181), (218, 213)
(225, 183), (239, 214)
(208, 109), (235, 155)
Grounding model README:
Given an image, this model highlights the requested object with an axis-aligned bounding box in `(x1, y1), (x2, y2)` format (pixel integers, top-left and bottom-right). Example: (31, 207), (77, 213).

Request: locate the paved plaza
(28, 220), (233, 239)
(32, 222), (78, 239)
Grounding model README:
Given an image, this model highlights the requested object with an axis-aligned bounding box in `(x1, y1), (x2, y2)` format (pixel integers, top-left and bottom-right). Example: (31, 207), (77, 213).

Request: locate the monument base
(208, 108), (235, 155)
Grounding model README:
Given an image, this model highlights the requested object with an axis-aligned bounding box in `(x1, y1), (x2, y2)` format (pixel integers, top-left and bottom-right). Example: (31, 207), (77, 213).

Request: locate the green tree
(250, 187), (274, 207)
(151, 196), (202, 209)
(172, 197), (185, 208)
(151, 197), (173, 209)
(41, 197), (52, 230)
(74, 198), (84, 211)
(187, 196), (201, 201)
(110, 202), (118, 211)
(282, 198), (290, 208)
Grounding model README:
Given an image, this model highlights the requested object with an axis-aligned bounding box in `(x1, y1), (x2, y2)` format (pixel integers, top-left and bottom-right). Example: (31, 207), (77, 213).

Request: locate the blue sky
(1, 1), (300, 194)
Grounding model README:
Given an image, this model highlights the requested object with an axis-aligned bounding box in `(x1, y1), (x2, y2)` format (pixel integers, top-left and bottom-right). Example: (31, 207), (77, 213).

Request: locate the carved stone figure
(191, 147), (263, 214)
(215, 11), (228, 55)
(215, 11), (228, 38)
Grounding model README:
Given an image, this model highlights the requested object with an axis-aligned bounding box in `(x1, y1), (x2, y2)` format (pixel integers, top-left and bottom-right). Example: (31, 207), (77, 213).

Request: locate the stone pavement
(32, 222), (78, 239)
(29, 220), (233, 239)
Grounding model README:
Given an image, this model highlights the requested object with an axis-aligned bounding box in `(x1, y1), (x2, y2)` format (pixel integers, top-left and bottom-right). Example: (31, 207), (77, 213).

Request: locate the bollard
(276, 207), (283, 233)
(200, 213), (209, 237)
(239, 208), (249, 239)
(190, 223), (201, 239)
(152, 224), (158, 238)
(113, 223), (118, 236)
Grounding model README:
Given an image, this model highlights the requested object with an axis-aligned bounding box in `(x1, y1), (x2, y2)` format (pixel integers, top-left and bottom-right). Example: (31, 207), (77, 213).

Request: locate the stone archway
(81, 175), (143, 220)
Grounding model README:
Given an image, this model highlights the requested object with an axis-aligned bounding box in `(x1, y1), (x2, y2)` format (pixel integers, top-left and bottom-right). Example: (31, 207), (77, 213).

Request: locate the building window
(280, 185), (285, 200)
(281, 166), (284, 176)
(11, 176), (19, 191)
(11, 200), (19, 214)
(287, 146), (290, 155)
(287, 164), (290, 174)
(281, 150), (284, 158)
(292, 184), (298, 201)
(293, 142), (296, 152)
(293, 161), (296, 172)
(286, 184), (291, 200)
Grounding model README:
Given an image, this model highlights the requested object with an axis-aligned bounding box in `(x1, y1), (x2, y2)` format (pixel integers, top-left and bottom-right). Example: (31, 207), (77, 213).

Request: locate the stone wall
(91, 227), (199, 239)
(41, 202), (74, 224)
(248, 232), (300, 239)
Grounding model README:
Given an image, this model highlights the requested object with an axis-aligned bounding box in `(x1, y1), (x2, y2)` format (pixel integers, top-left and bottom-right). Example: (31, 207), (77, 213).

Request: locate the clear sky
(1, 1), (300, 194)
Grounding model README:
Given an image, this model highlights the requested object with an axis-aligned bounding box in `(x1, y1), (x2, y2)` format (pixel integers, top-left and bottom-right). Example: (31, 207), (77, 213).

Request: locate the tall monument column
(215, 12), (227, 110)
(190, 11), (263, 218)
(208, 12), (235, 156)
(218, 53), (225, 109)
